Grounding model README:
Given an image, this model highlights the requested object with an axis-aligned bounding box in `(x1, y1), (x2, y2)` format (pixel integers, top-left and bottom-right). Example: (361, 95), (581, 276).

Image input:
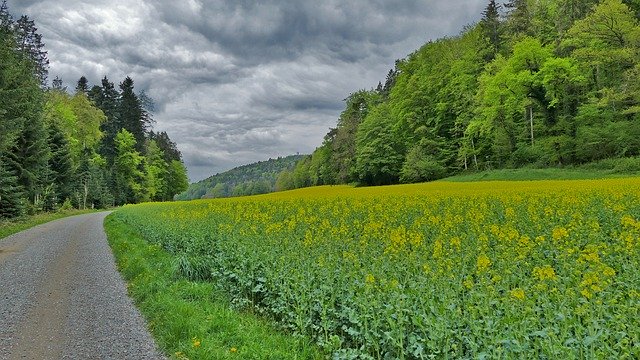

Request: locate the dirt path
(0, 212), (164, 359)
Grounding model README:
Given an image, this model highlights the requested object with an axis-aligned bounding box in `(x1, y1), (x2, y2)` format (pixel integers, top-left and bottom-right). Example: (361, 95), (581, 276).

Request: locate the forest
(176, 155), (304, 200)
(0, 1), (188, 219)
(277, 0), (640, 189)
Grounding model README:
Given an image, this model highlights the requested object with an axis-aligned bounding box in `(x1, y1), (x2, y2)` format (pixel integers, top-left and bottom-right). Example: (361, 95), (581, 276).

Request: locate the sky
(10, 0), (487, 182)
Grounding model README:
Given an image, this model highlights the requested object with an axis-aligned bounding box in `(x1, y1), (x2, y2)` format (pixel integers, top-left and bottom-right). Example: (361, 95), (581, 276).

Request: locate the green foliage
(289, 0), (640, 191)
(400, 140), (447, 183)
(104, 214), (323, 359)
(144, 140), (168, 202)
(177, 155), (304, 200)
(113, 129), (145, 204)
(355, 104), (403, 185)
(0, 2), (188, 218)
(113, 179), (640, 358)
(0, 157), (24, 219)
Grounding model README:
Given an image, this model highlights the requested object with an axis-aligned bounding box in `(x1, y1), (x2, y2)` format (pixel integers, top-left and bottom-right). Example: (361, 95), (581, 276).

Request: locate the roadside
(0, 209), (102, 240)
(105, 213), (323, 360)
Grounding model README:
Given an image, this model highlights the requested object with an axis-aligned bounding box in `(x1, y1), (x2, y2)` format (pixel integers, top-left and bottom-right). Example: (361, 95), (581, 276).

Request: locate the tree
(11, 106), (50, 211)
(505, 0), (532, 40)
(51, 76), (64, 90)
(43, 90), (105, 165)
(164, 160), (189, 200)
(149, 131), (182, 162)
(355, 104), (404, 185)
(118, 77), (146, 153)
(144, 139), (168, 201)
(47, 122), (74, 205)
(400, 139), (447, 183)
(75, 76), (88, 94)
(275, 169), (295, 191)
(481, 0), (503, 58)
(563, 0), (638, 89)
(70, 93), (105, 155)
(113, 129), (145, 204)
(331, 90), (379, 183)
(91, 76), (121, 164)
(14, 15), (48, 87)
(0, 157), (24, 218)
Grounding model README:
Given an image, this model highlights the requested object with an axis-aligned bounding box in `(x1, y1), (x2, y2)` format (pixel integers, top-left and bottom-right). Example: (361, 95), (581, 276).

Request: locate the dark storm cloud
(9, 0), (486, 181)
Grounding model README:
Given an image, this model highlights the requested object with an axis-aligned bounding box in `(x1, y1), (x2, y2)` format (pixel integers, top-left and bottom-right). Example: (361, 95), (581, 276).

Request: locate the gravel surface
(0, 212), (165, 359)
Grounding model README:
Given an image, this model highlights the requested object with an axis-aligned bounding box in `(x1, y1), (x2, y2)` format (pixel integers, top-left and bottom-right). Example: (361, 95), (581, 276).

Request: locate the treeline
(176, 155), (304, 200)
(278, 0), (640, 189)
(0, 1), (188, 219)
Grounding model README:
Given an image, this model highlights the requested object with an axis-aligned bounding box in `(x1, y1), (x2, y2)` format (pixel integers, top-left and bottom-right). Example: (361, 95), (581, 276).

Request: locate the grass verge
(0, 209), (99, 240)
(104, 213), (323, 360)
(443, 157), (640, 182)
(442, 167), (640, 182)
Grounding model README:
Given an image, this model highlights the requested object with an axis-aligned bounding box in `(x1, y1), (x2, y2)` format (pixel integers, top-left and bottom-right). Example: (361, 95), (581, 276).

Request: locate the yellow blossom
(192, 337), (201, 348)
(532, 265), (557, 281)
(476, 254), (491, 273)
(552, 227), (569, 241)
(510, 288), (525, 300)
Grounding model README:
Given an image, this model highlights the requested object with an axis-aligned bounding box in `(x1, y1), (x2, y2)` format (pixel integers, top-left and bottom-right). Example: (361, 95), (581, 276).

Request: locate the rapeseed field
(114, 178), (640, 358)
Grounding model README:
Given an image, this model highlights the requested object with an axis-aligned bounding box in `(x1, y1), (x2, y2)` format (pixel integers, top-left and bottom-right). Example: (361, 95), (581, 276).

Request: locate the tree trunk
(529, 106), (534, 145)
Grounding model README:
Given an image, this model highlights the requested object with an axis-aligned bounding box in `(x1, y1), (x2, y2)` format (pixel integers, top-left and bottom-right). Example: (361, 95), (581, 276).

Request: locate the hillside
(278, 0), (640, 191)
(175, 155), (305, 200)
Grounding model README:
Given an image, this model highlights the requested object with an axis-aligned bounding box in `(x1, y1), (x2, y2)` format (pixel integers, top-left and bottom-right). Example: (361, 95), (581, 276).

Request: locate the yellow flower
(552, 227), (568, 241)
(365, 273), (375, 285)
(532, 265), (557, 281)
(463, 279), (473, 289)
(230, 347), (238, 353)
(433, 239), (443, 259)
(510, 288), (525, 300)
(602, 266), (616, 277)
(192, 337), (201, 348)
(476, 254), (491, 273)
(450, 236), (461, 250)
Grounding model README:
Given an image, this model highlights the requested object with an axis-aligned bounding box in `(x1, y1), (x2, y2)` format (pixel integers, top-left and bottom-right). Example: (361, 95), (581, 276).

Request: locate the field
(112, 179), (640, 358)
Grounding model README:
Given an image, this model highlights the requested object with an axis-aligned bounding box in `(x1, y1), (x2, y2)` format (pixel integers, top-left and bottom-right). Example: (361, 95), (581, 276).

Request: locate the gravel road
(0, 212), (165, 359)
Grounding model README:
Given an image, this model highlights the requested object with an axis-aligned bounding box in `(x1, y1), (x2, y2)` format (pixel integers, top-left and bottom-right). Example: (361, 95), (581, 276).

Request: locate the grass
(0, 209), (100, 240)
(443, 157), (640, 182)
(104, 214), (323, 360)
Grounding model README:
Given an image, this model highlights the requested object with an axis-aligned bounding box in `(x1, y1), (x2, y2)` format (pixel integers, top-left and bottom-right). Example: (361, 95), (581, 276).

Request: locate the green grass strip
(0, 209), (99, 240)
(104, 213), (323, 360)
(442, 167), (640, 182)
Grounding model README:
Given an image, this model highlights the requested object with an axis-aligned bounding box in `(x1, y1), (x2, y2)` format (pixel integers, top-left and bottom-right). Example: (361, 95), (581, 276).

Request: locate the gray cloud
(9, 0), (486, 181)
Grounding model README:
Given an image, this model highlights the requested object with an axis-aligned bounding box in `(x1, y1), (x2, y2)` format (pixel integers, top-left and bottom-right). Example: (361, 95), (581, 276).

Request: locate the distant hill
(175, 155), (306, 200)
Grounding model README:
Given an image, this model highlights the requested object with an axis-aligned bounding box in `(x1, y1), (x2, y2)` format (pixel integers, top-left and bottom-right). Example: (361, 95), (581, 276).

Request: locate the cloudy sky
(11, 0), (487, 181)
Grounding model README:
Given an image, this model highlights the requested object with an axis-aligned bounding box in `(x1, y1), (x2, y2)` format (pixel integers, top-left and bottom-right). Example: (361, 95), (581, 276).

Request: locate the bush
(59, 198), (74, 212)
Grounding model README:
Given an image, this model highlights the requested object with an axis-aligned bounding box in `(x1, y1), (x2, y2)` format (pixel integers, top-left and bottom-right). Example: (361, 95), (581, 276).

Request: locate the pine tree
(0, 0), (12, 31)
(76, 76), (88, 94)
(505, 0), (532, 37)
(118, 77), (146, 153)
(51, 76), (65, 90)
(481, 0), (503, 58)
(0, 3), (48, 213)
(14, 15), (48, 87)
(149, 131), (182, 162)
(91, 76), (121, 164)
(47, 122), (74, 204)
(0, 156), (25, 218)
(11, 109), (51, 211)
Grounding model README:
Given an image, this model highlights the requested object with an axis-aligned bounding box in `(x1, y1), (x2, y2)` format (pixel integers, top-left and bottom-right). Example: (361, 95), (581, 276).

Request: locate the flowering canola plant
(114, 178), (640, 358)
